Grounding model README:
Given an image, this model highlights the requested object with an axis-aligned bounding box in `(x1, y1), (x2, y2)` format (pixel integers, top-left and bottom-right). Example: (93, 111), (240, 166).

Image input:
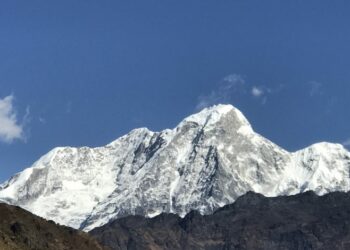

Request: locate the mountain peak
(181, 104), (251, 128)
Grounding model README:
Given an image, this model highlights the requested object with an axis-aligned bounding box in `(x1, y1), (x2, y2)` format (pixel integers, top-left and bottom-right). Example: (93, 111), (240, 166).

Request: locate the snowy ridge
(0, 104), (349, 231)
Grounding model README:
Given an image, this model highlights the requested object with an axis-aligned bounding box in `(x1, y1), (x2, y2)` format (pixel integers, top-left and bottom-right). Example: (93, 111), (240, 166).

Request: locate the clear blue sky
(1, 1), (350, 181)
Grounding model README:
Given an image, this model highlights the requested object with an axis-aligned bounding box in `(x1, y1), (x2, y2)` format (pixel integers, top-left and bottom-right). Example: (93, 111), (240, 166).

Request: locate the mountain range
(0, 104), (349, 232)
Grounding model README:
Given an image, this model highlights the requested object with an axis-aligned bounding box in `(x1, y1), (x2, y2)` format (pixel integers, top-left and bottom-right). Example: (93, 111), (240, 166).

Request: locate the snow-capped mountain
(0, 104), (349, 231)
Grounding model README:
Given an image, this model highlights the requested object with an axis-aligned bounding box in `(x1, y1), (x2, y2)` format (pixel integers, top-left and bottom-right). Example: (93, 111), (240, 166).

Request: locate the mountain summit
(1, 104), (349, 231)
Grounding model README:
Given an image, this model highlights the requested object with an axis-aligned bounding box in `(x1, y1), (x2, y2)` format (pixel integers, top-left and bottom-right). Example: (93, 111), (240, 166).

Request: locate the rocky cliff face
(0, 104), (349, 231)
(91, 191), (350, 250)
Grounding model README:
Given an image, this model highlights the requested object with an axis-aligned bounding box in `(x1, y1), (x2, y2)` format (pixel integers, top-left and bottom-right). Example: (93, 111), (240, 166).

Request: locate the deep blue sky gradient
(1, 1), (350, 181)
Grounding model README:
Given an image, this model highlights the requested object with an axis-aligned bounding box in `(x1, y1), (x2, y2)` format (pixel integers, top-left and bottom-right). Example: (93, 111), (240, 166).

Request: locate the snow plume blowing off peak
(0, 104), (350, 231)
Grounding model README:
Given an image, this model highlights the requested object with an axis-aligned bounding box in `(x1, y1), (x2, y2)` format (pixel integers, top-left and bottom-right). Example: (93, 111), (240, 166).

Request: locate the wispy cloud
(0, 95), (27, 143)
(309, 81), (323, 97)
(250, 85), (277, 104)
(222, 74), (246, 87)
(195, 73), (283, 110)
(306, 81), (338, 114)
(251, 86), (264, 97)
(196, 74), (246, 110)
(342, 138), (350, 147)
(38, 117), (46, 124)
(251, 86), (269, 104)
(66, 101), (72, 114)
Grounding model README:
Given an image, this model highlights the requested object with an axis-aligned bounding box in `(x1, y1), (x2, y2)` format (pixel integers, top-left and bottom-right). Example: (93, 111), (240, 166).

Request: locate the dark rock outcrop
(91, 191), (350, 250)
(0, 203), (108, 250)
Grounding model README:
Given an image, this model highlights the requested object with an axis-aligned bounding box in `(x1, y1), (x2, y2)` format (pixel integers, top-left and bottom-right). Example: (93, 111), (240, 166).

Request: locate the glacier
(0, 104), (349, 231)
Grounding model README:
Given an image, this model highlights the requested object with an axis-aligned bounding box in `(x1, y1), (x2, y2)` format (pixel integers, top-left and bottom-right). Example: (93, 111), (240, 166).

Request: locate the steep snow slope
(0, 104), (349, 231)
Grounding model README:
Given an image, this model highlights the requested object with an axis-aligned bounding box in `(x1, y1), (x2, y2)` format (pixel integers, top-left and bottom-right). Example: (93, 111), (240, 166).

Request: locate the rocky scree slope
(0, 104), (349, 231)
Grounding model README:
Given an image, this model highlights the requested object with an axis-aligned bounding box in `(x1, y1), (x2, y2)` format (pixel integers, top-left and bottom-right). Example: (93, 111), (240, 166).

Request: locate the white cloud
(196, 74), (246, 110)
(251, 86), (264, 97)
(0, 95), (25, 143)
